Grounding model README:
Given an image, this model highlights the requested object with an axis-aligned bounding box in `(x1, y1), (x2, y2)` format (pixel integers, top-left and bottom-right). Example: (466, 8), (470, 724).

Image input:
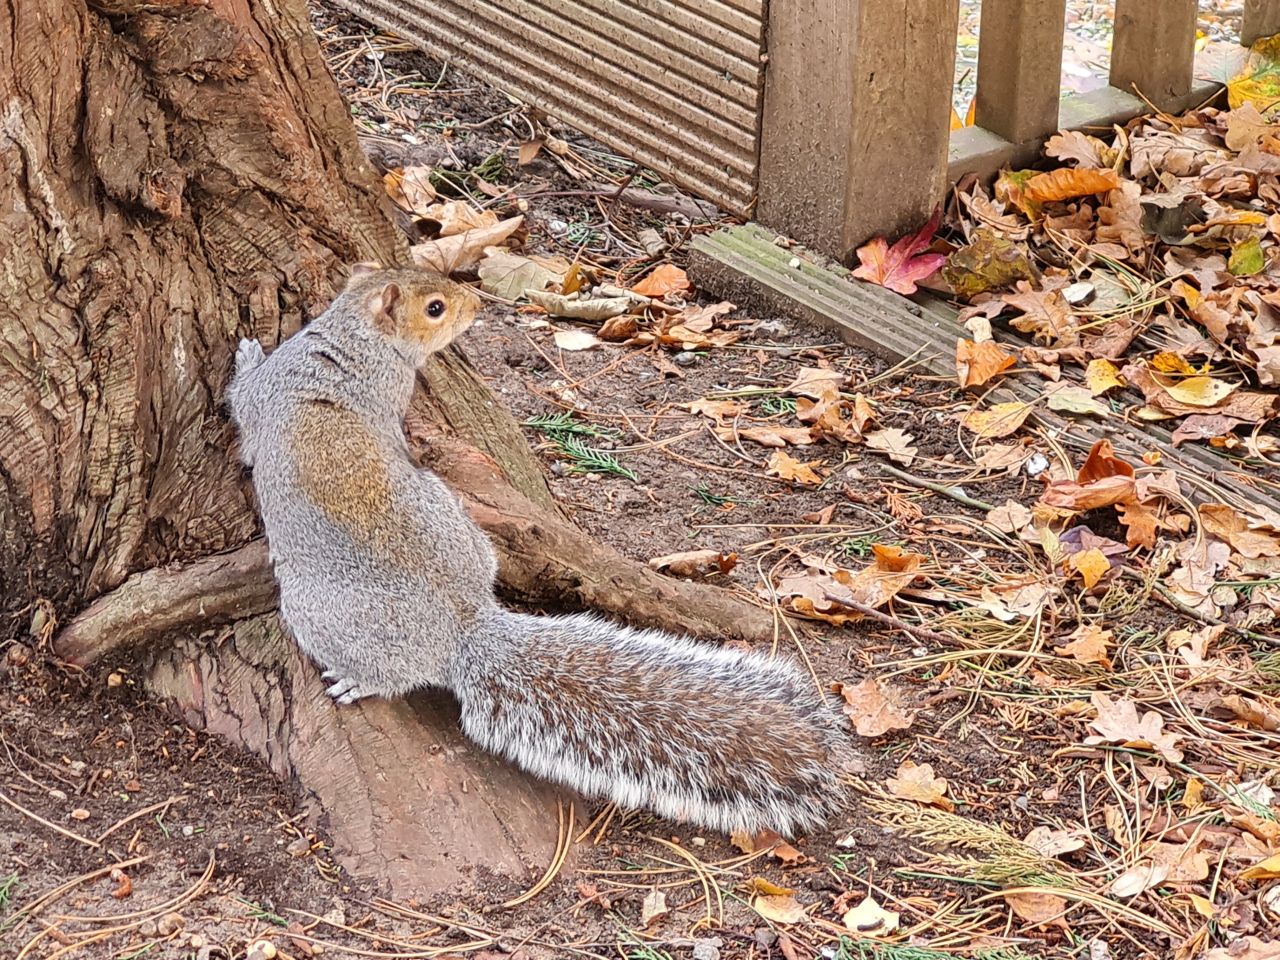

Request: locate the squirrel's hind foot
(322, 671), (377, 705)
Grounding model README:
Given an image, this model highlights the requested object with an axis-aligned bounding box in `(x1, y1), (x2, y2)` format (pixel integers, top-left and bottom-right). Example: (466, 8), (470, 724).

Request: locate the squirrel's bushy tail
(451, 609), (848, 836)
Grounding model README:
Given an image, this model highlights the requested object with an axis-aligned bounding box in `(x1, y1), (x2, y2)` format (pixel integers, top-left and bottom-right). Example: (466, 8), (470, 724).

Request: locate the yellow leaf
(1182, 778), (1206, 812)
(1086, 358), (1127, 395)
(1069, 547), (1111, 589)
(1159, 375), (1239, 407)
(1240, 852), (1280, 882)
(1187, 893), (1217, 920)
(1151, 352), (1199, 375)
(960, 401), (1034, 438)
(1054, 624), (1115, 668)
(745, 877), (795, 897)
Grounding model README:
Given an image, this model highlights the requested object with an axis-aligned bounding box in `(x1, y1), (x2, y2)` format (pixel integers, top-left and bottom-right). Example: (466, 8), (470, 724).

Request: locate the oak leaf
(1085, 693), (1184, 762)
(956, 338), (1016, 388)
(766, 451), (824, 486)
(1054, 624), (1114, 668)
(834, 678), (916, 737)
(1067, 547), (1112, 589)
(960, 401), (1034, 439)
(886, 761), (953, 811)
(1023, 167), (1121, 205)
(864, 428), (917, 466)
(752, 893), (807, 925)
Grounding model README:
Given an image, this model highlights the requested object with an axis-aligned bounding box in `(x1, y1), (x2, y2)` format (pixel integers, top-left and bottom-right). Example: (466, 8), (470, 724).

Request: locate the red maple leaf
(852, 208), (945, 295)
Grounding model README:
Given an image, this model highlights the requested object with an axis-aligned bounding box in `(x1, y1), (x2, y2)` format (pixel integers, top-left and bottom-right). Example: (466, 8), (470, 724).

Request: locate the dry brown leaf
(839, 544), (925, 608)
(1149, 840), (1211, 882)
(1067, 547), (1112, 589)
(1055, 624), (1115, 668)
(1085, 692), (1184, 762)
(1023, 167), (1121, 205)
(1240, 853), (1280, 882)
(1204, 937), (1280, 960)
(752, 893), (807, 925)
(766, 451), (824, 486)
(986, 500), (1033, 533)
(1045, 130), (1107, 168)
(410, 216), (526, 275)
(684, 398), (750, 423)
(420, 199), (498, 237)
(641, 888), (669, 926)
(1109, 862), (1170, 898)
(886, 761), (954, 811)
(833, 678), (917, 737)
(1024, 826), (1086, 857)
(553, 328), (601, 351)
(1079, 438), (1136, 483)
(598, 315), (639, 341)
(785, 366), (844, 399)
(648, 550), (737, 579)
(631, 263), (691, 298)
(1096, 181), (1146, 254)
(729, 425), (816, 449)
(1003, 891), (1069, 930)
(864, 428), (917, 466)
(956, 338), (1016, 388)
(1002, 287), (1077, 345)
(383, 165), (437, 216)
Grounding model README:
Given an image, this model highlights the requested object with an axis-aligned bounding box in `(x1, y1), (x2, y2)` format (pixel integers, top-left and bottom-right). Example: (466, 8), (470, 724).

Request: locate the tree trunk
(2, 0), (777, 899)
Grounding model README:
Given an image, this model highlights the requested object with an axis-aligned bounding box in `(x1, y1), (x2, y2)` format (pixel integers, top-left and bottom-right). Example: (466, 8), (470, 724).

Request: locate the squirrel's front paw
(321, 670), (375, 706)
(235, 338), (266, 376)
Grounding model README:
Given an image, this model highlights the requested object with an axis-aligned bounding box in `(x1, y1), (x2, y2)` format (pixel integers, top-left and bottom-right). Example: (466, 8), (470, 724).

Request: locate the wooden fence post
(1244, 0), (1280, 44)
(974, 0), (1067, 144)
(1110, 0), (1197, 112)
(756, 0), (960, 262)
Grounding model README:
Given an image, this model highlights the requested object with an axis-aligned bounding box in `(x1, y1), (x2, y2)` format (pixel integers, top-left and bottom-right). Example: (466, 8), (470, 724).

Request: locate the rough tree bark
(1, 0), (777, 898)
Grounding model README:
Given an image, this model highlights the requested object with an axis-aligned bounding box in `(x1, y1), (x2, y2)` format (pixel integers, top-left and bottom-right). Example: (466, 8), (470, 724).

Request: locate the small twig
(876, 464), (997, 512)
(95, 796), (185, 845)
(1125, 570), (1280, 649)
(0, 789), (100, 849)
(821, 593), (956, 647)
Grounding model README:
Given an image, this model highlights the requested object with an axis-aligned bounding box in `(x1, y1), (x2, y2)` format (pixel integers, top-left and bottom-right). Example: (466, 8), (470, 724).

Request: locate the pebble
(181, 825), (195, 838)
(247, 940), (278, 960)
(157, 913), (185, 936)
(286, 837), (311, 858)
(673, 351), (697, 366)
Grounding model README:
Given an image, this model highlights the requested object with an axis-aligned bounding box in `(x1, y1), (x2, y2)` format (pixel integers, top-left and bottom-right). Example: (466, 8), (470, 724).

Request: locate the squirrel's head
(343, 264), (480, 364)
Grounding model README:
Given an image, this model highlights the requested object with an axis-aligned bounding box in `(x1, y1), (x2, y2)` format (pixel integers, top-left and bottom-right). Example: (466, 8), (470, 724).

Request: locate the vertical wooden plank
(974, 0), (1067, 143)
(1110, 0), (1197, 111)
(757, 0), (959, 261)
(1244, 0), (1280, 45)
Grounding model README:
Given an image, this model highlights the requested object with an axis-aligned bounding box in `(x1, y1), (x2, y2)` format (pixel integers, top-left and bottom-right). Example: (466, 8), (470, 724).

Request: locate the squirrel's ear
(369, 281), (403, 335)
(348, 262), (381, 283)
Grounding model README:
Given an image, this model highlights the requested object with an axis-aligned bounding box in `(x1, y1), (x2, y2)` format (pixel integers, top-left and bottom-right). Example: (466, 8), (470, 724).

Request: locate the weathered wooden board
(334, 0), (766, 214)
(690, 225), (1280, 515)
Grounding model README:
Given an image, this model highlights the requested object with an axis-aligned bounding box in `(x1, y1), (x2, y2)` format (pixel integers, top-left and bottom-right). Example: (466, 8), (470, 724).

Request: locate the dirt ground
(4, 4), (1278, 959)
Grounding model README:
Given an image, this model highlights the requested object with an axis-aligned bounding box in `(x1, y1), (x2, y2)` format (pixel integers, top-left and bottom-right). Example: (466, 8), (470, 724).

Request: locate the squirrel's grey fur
(227, 266), (849, 836)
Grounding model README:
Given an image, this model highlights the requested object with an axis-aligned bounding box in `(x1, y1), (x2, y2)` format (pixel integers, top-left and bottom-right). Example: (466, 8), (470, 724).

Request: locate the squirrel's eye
(426, 298), (447, 319)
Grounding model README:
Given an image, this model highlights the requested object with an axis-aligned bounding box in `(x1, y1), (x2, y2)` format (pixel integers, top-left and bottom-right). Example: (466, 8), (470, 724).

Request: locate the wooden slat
(757, 0), (960, 261)
(1244, 0), (1280, 45)
(689, 224), (1280, 518)
(1110, 0), (1197, 111)
(974, 0), (1067, 144)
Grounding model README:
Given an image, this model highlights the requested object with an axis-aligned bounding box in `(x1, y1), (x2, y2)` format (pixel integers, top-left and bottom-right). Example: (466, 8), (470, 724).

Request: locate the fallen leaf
(631, 264), (691, 298)
(528, 290), (632, 321)
(641, 888), (669, 926)
(745, 876), (795, 897)
(648, 550), (736, 578)
(1023, 167), (1121, 205)
(864, 428), (917, 466)
(731, 426), (816, 449)
(1085, 693), (1184, 762)
(410, 215), (526, 274)
(840, 544), (925, 608)
(517, 139), (544, 165)
(1097, 181), (1146, 254)
(785, 366), (844, 399)
(1159, 374), (1239, 407)
(752, 893), (807, 925)
(1055, 624), (1114, 668)
(419, 199), (498, 237)
(598, 315), (639, 341)
(956, 338), (1016, 388)
(852, 208), (945, 295)
(986, 500), (1033, 533)
(1025, 826), (1086, 857)
(1230, 236), (1266, 276)
(684, 399), (749, 423)
(553, 329), (602, 351)
(1240, 852), (1280, 882)
(1204, 937), (1280, 960)
(960, 401), (1034, 439)
(1109, 862), (1170, 898)
(1045, 130), (1106, 168)
(1067, 547), (1112, 589)
(1085, 358), (1127, 395)
(1149, 840), (1211, 882)
(1003, 891), (1069, 930)
(941, 228), (1037, 298)
(766, 451), (824, 486)
(1045, 382), (1109, 417)
(383, 165), (437, 216)
(475, 246), (562, 300)
(109, 868), (132, 899)
(886, 761), (954, 811)
(833, 678), (916, 737)
(841, 896), (900, 936)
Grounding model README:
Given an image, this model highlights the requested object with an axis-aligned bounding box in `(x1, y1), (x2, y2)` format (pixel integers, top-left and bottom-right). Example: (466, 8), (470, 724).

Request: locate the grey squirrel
(226, 264), (850, 836)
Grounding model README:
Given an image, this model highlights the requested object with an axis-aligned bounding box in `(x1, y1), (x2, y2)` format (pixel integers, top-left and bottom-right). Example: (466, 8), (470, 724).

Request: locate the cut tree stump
(689, 225), (1280, 517)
